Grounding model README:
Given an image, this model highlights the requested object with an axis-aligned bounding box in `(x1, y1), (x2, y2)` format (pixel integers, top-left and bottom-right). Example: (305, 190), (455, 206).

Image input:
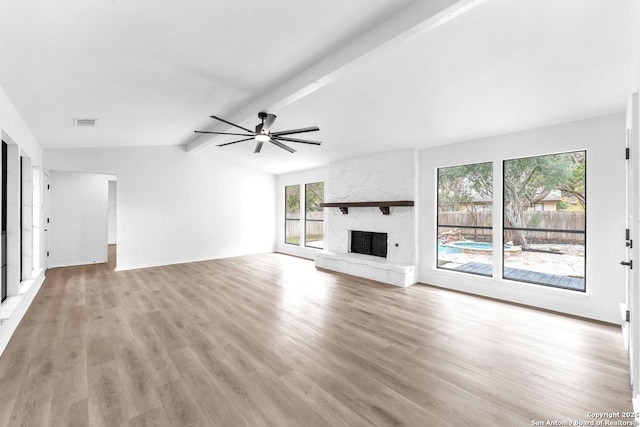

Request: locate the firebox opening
(350, 231), (388, 258)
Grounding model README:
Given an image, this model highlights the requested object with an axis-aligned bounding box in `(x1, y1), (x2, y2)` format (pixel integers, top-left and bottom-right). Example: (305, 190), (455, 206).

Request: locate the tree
(438, 163), (492, 242)
(438, 163), (492, 213)
(305, 182), (324, 213)
(438, 154), (585, 250)
(438, 166), (467, 212)
(560, 161), (586, 209)
(285, 186), (300, 215)
(503, 153), (575, 249)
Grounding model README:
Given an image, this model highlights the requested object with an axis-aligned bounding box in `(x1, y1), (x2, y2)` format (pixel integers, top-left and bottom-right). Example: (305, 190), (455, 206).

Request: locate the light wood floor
(0, 247), (633, 426)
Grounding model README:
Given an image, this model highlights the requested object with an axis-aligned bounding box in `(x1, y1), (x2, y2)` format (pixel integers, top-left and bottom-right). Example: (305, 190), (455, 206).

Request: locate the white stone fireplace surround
(315, 149), (417, 287)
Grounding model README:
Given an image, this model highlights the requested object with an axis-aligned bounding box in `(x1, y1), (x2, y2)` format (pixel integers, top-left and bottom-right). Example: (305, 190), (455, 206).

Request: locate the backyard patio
(438, 243), (586, 291)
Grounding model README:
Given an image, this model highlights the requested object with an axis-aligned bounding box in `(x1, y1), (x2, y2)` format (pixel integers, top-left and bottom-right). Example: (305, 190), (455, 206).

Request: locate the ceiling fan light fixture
(196, 112), (321, 154)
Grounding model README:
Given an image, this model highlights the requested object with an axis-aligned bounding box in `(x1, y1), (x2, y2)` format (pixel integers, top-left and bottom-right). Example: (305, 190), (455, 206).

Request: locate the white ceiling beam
(185, 0), (486, 152)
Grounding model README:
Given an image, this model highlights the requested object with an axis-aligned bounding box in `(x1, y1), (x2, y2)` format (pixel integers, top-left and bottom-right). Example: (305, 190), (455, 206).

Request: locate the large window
(305, 182), (324, 249)
(285, 185), (300, 245)
(437, 162), (493, 276)
(503, 151), (586, 291)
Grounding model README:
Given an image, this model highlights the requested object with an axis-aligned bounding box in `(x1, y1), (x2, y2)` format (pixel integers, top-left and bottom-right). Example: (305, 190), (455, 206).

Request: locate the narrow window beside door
(305, 182), (324, 249)
(285, 185), (300, 245)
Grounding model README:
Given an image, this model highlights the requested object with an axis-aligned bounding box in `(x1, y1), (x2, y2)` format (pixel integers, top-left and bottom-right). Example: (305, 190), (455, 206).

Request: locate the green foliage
(527, 213), (542, 228)
(438, 162), (493, 211)
(556, 200), (570, 210)
(503, 151), (585, 248)
(561, 160), (586, 209)
(504, 154), (572, 212)
(438, 152), (585, 250)
(305, 182), (324, 212)
(285, 185), (300, 214)
(285, 236), (300, 245)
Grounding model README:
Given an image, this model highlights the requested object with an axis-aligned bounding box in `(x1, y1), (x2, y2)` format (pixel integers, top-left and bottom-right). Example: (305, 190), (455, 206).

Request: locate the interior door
(625, 92), (640, 398)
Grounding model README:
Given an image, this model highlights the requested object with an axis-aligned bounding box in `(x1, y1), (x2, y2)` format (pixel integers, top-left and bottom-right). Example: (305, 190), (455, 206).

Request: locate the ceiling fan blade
(216, 137), (255, 147)
(194, 131), (254, 137)
(210, 115), (253, 133)
(262, 114), (277, 133)
(274, 136), (322, 145)
(270, 139), (296, 153)
(254, 141), (264, 153)
(271, 126), (319, 136)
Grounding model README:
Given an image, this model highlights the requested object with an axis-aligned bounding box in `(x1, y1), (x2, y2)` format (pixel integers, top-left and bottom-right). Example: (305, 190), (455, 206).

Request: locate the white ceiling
(0, 0), (634, 174)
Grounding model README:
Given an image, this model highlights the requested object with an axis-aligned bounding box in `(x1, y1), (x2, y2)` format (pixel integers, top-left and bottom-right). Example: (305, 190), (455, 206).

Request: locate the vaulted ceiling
(0, 0), (634, 174)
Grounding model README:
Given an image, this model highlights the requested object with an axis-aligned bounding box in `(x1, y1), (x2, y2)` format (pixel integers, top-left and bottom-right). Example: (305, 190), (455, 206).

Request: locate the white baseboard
(48, 259), (107, 268)
(114, 251), (273, 272)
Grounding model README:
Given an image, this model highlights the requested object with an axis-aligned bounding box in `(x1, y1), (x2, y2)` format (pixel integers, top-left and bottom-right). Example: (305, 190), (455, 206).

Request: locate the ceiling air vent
(73, 118), (97, 127)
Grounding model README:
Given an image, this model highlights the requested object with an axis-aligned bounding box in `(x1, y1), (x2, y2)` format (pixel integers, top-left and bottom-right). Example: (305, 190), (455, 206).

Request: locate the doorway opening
(108, 180), (117, 270)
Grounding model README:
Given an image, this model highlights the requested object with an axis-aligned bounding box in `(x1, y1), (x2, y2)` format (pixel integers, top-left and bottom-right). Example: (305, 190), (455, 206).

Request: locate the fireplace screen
(350, 231), (387, 258)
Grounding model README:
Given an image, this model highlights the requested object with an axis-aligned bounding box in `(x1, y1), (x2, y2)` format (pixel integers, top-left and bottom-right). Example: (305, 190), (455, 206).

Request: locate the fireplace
(350, 231), (387, 258)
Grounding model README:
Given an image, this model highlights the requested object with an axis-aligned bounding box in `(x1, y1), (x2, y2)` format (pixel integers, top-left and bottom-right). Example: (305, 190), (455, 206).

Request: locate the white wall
(0, 84), (46, 356)
(6, 144), (20, 296)
(49, 171), (111, 267)
(44, 146), (276, 270)
(0, 85), (45, 280)
(108, 180), (117, 244)
(275, 166), (328, 259)
(21, 156), (33, 280)
(419, 113), (626, 324)
(626, 1), (640, 410)
(0, 87), (41, 166)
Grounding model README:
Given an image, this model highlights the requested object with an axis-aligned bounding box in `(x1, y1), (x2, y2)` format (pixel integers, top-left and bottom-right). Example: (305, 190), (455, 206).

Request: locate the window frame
(502, 150), (586, 292)
(1, 141), (5, 302)
(436, 161), (493, 278)
(284, 184), (301, 246)
(304, 182), (324, 249)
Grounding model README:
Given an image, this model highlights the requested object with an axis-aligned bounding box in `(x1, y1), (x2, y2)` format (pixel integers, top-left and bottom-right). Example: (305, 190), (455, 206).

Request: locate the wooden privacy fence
(285, 212), (324, 237)
(438, 211), (585, 244)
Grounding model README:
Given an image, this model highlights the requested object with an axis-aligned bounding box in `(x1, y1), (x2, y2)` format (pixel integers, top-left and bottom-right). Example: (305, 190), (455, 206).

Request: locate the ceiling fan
(194, 112), (321, 154)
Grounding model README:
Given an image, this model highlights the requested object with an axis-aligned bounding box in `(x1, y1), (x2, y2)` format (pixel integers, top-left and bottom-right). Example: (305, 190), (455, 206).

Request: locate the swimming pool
(437, 241), (461, 254)
(449, 242), (495, 251)
(443, 241), (522, 256)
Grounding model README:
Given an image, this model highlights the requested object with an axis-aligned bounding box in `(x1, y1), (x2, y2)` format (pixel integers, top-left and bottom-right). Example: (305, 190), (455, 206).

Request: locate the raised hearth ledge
(315, 251), (416, 288)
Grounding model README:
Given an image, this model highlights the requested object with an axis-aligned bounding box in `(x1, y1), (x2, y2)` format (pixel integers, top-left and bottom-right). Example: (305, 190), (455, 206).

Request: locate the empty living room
(1, 0), (640, 425)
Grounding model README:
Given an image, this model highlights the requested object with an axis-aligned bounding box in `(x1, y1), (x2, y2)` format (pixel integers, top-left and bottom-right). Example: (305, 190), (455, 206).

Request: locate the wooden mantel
(320, 201), (414, 215)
